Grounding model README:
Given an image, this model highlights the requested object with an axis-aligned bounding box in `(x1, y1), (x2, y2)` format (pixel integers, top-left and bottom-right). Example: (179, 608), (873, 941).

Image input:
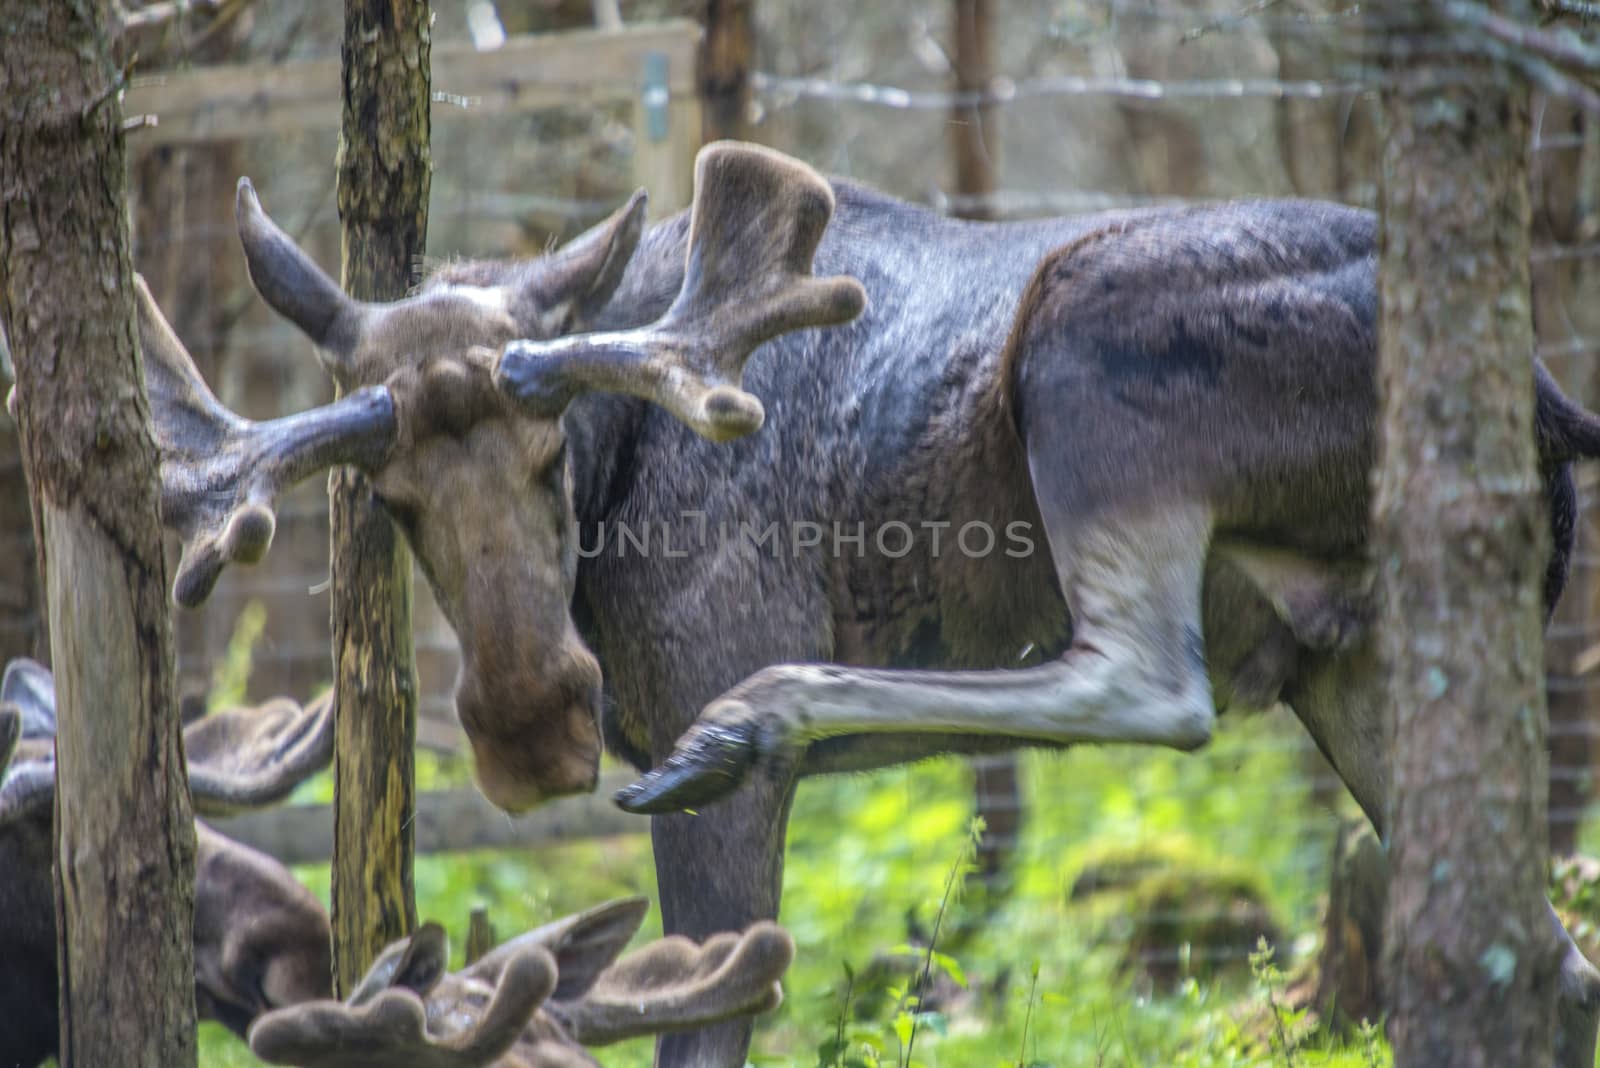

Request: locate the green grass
(199, 707), (1395, 1067)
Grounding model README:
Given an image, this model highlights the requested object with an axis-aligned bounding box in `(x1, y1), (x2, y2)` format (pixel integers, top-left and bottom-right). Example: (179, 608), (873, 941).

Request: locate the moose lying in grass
(0, 656), (334, 1066)
(104, 141), (1600, 1065)
(0, 658), (791, 1068)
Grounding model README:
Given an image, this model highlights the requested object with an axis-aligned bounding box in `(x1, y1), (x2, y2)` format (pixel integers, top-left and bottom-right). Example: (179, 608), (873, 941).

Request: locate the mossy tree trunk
(1374, 4), (1561, 1063)
(329, 0), (429, 997)
(0, 1), (198, 1063)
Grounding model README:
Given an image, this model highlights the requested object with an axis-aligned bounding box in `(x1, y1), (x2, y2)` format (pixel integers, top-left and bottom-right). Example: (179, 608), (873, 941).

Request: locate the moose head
(247, 896), (793, 1068)
(0, 658), (335, 1061)
(140, 142), (865, 812)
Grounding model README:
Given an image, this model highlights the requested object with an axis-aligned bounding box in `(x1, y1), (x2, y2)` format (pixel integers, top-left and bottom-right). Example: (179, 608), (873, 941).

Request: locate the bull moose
(111, 141), (1600, 1064)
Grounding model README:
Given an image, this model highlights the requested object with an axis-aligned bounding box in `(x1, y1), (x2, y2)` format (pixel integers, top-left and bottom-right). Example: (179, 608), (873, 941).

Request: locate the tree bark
(0, 2), (198, 1064)
(329, 0), (429, 997)
(700, 0), (754, 144)
(1375, 4), (1562, 1064)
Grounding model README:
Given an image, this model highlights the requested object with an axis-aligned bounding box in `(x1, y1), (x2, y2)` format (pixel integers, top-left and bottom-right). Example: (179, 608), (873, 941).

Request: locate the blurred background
(3, 1), (1598, 1063)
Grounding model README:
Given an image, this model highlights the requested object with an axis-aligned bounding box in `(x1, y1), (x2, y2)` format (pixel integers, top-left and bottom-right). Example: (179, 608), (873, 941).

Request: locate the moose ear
(533, 189), (648, 334)
(236, 177), (365, 381)
(1, 658), (56, 740)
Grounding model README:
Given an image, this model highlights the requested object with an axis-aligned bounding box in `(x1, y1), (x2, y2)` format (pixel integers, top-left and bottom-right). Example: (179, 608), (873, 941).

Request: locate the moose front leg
(617, 646), (1214, 814)
(650, 766), (799, 1067)
(620, 504), (1220, 815)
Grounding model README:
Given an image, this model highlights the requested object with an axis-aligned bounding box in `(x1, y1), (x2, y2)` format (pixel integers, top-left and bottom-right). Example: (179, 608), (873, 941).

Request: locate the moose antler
(0, 658), (336, 824)
(249, 900), (794, 1068)
(184, 692), (335, 816)
(0, 658), (58, 825)
(553, 922), (791, 1046)
(0, 705), (17, 775)
(494, 141), (867, 442)
(137, 276), (398, 607)
(250, 923), (559, 1068)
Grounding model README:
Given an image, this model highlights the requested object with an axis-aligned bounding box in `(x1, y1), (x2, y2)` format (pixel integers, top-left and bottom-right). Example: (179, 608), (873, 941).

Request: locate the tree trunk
(943, 0), (1021, 919)
(1375, 5), (1562, 1064)
(700, 0), (754, 144)
(329, 0), (429, 996)
(0, 2), (198, 1064)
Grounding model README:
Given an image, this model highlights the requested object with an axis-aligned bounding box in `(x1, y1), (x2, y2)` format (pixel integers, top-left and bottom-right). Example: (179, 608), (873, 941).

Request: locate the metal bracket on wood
(641, 50), (670, 142)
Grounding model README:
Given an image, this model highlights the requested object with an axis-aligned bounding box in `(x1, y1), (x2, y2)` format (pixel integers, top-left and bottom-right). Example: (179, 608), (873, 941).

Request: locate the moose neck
(563, 211), (692, 530)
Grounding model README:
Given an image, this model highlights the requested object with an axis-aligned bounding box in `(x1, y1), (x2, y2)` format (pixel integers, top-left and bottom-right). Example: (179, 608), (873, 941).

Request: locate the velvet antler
(138, 276), (397, 606)
(248, 899), (794, 1068)
(494, 141), (867, 442)
(0, 658), (336, 825)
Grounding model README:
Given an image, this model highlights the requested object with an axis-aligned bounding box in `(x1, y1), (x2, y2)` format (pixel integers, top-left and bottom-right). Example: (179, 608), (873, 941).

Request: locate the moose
(108, 140), (1600, 1064)
(0, 658), (793, 1068)
(0, 656), (336, 1066)
(247, 899), (791, 1068)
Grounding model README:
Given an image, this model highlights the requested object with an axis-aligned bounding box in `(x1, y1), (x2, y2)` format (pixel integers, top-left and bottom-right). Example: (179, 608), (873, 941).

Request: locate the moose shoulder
(133, 143), (1600, 1066)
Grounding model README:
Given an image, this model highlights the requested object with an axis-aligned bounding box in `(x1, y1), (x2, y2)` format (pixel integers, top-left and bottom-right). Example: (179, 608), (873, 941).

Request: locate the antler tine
(184, 692), (335, 817)
(137, 276), (398, 607)
(250, 931), (559, 1068)
(560, 920), (793, 1046)
(495, 142), (867, 442)
(0, 658), (57, 827)
(463, 896), (649, 1003)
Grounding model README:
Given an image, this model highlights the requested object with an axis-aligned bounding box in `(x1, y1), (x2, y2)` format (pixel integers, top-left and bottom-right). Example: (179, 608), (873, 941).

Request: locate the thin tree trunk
(700, 0), (754, 144)
(948, 0), (996, 220)
(0, 2), (197, 1064)
(329, 0), (429, 996)
(944, 0), (1020, 917)
(1375, 5), (1562, 1064)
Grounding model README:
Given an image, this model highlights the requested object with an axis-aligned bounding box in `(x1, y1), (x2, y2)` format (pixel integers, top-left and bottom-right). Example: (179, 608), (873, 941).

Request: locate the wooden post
(700, 0), (754, 144)
(948, 0), (996, 220)
(328, 0), (430, 996)
(1374, 4), (1561, 1063)
(0, 2), (198, 1064)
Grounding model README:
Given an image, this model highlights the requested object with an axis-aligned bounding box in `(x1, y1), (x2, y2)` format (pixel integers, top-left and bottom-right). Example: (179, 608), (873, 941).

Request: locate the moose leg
(618, 503), (1219, 813)
(650, 760), (798, 1067)
(1285, 645), (1600, 1067)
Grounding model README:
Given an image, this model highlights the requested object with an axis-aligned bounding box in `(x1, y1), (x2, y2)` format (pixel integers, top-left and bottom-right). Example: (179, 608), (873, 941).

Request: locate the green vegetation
(198, 708), (1403, 1067)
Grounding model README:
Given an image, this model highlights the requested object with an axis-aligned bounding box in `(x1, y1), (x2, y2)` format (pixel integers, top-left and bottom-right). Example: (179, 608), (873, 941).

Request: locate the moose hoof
(614, 714), (764, 814)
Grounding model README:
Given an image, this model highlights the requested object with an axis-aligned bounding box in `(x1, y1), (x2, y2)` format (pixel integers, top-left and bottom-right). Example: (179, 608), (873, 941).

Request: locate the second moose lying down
(117, 141), (1600, 1065)
(0, 658), (793, 1068)
(0, 656), (336, 1066)
(248, 898), (791, 1068)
